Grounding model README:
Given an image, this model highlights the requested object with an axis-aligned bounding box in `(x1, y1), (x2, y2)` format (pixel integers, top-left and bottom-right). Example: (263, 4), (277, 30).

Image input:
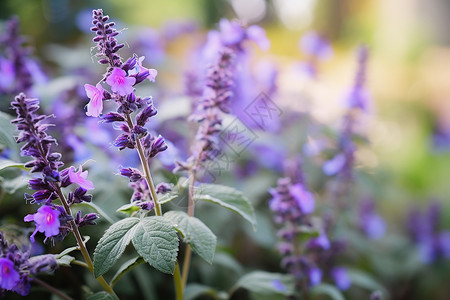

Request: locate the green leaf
(86, 291), (119, 300)
(164, 211), (216, 264)
(110, 256), (145, 287)
(348, 269), (388, 296)
(56, 236), (90, 259)
(231, 271), (295, 297)
(310, 283), (345, 300)
(93, 217), (140, 277)
(0, 111), (20, 161)
(194, 183), (256, 229)
(72, 202), (116, 224)
(116, 203), (140, 215)
(185, 284), (218, 300)
(131, 216), (179, 274)
(0, 159), (27, 171)
(158, 193), (178, 205)
(0, 175), (29, 193)
(56, 255), (75, 267)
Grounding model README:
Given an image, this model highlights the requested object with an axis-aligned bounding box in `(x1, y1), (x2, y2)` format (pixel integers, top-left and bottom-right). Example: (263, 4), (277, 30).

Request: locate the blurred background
(1, 0), (450, 299)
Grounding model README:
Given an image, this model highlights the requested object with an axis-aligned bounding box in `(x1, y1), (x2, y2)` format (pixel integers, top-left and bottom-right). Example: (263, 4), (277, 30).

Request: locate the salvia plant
(0, 6), (449, 300)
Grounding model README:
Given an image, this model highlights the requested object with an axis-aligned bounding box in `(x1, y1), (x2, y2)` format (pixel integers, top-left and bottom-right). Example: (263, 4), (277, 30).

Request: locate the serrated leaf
(194, 183), (256, 229)
(164, 211), (216, 264)
(116, 203), (140, 215)
(310, 283), (345, 300)
(131, 216), (179, 274)
(93, 217), (140, 277)
(231, 271), (295, 297)
(110, 256), (145, 287)
(0, 159), (27, 171)
(56, 255), (75, 267)
(86, 291), (119, 300)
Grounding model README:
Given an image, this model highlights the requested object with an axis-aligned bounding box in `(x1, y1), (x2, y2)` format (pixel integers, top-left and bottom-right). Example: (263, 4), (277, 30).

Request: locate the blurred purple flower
(290, 183), (315, 214)
(0, 258), (20, 291)
(359, 199), (386, 240)
(308, 267), (323, 287)
(299, 31), (333, 60)
(331, 267), (352, 291)
(323, 153), (346, 176)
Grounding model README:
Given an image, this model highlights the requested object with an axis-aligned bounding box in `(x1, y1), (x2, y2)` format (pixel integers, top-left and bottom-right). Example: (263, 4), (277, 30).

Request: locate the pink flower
(68, 165), (95, 190)
(84, 83), (104, 117)
(106, 67), (136, 96)
(129, 56), (158, 82)
(24, 205), (61, 243)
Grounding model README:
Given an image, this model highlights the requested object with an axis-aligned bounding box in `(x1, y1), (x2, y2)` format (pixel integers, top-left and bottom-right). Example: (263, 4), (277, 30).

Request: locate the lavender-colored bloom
(128, 56), (158, 83)
(0, 232), (57, 296)
(272, 279), (286, 292)
(359, 199), (386, 240)
(106, 67), (136, 96)
(290, 183), (315, 214)
(323, 153), (346, 176)
(307, 267), (323, 287)
(331, 267), (351, 291)
(0, 258), (20, 291)
(344, 45), (371, 112)
(307, 231), (331, 250)
(68, 165), (95, 190)
(24, 205), (61, 243)
(120, 167), (143, 182)
(299, 31), (333, 60)
(84, 83), (104, 117)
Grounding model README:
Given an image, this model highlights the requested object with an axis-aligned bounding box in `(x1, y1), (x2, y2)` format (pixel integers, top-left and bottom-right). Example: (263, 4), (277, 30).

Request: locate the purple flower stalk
(0, 232), (57, 296)
(87, 9), (168, 214)
(298, 31), (333, 78)
(11, 93), (98, 243)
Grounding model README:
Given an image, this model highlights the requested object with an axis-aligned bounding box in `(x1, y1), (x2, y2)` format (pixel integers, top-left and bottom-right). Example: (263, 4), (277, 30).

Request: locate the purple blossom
(106, 67), (136, 96)
(68, 165), (95, 190)
(290, 183), (315, 214)
(129, 56), (158, 83)
(323, 153), (346, 176)
(331, 267), (352, 291)
(344, 45), (371, 112)
(84, 83), (104, 117)
(299, 31), (333, 60)
(307, 267), (323, 287)
(24, 205), (61, 243)
(359, 199), (386, 240)
(0, 258), (20, 291)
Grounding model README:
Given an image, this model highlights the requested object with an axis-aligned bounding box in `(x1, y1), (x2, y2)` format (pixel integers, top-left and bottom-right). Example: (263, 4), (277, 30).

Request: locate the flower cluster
(407, 202), (450, 264)
(298, 31), (333, 78)
(323, 46), (370, 178)
(269, 163), (351, 291)
(11, 93), (97, 243)
(0, 232), (57, 296)
(0, 17), (43, 95)
(86, 9), (167, 211)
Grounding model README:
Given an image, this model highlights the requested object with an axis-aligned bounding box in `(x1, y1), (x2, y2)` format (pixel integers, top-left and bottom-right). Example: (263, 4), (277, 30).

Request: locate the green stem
(181, 171), (196, 288)
(173, 263), (183, 300)
(33, 277), (74, 300)
(54, 187), (116, 296)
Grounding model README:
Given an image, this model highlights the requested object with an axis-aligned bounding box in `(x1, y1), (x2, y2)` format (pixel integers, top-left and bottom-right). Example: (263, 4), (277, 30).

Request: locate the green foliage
(0, 111), (20, 161)
(131, 216), (179, 274)
(230, 271), (295, 299)
(194, 183), (256, 229)
(310, 283), (346, 300)
(0, 159), (27, 171)
(110, 256), (145, 287)
(86, 292), (119, 300)
(348, 269), (388, 297)
(164, 210), (216, 264)
(94, 218), (140, 278)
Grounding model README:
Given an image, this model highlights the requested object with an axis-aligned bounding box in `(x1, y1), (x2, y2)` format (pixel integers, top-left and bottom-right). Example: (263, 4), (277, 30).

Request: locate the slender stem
(173, 263), (183, 300)
(33, 277), (74, 300)
(72, 260), (90, 269)
(181, 170), (197, 287)
(125, 113), (162, 216)
(54, 187), (116, 295)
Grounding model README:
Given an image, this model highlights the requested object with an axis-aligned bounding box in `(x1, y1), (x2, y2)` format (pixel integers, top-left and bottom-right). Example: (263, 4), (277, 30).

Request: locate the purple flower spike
(106, 67), (136, 96)
(0, 258), (20, 291)
(290, 183), (315, 214)
(24, 205), (61, 242)
(68, 165), (95, 190)
(85, 83), (104, 117)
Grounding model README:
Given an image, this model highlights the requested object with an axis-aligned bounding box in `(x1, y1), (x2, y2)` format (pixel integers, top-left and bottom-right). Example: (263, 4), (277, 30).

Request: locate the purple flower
(129, 56), (158, 83)
(272, 279), (286, 292)
(299, 31), (333, 60)
(106, 67), (136, 96)
(84, 83), (104, 117)
(359, 199), (386, 240)
(308, 267), (323, 287)
(307, 231), (331, 250)
(290, 183), (315, 214)
(247, 25), (270, 51)
(24, 205), (61, 243)
(331, 267), (352, 291)
(68, 165), (95, 190)
(0, 258), (20, 291)
(323, 153), (346, 176)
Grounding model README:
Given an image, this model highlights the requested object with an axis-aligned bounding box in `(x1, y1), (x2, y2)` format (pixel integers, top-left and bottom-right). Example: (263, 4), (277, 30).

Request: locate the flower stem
(173, 263), (183, 300)
(54, 187), (116, 296)
(33, 277), (74, 300)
